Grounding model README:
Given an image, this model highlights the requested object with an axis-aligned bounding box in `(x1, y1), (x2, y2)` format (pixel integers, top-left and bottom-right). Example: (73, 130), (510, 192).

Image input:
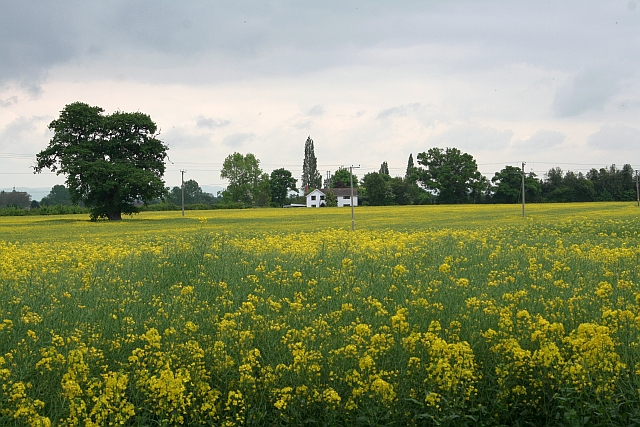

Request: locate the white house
(306, 188), (326, 207)
(305, 188), (358, 208)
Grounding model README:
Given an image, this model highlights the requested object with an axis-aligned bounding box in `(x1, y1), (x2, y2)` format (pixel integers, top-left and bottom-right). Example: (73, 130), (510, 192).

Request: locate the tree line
(22, 102), (638, 219)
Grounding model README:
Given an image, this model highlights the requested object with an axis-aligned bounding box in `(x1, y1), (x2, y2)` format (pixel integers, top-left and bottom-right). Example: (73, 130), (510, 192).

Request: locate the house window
(311, 195), (316, 200)
(343, 196), (350, 199)
(320, 195), (325, 200)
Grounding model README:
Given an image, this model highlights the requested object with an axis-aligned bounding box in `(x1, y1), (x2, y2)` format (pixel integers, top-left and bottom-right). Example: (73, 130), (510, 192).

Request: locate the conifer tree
(405, 153), (416, 181)
(301, 136), (322, 191)
(379, 161), (390, 176)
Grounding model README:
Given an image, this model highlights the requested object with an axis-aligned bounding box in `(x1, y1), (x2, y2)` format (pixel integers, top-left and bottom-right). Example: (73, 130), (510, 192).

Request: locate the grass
(1, 202), (640, 426)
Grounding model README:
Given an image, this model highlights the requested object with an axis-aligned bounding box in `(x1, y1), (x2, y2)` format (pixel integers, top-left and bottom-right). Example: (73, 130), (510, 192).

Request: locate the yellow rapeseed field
(1, 203), (640, 426)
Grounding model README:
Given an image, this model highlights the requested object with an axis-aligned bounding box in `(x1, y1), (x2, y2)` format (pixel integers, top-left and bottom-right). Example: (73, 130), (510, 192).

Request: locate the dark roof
(327, 188), (358, 197)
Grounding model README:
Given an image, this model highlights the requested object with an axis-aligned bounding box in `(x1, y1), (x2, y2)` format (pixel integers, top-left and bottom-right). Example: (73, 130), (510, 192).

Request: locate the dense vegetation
(2, 204), (640, 426)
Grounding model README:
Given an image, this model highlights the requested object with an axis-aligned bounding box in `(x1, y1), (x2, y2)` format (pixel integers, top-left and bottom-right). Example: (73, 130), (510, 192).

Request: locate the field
(2, 203), (640, 426)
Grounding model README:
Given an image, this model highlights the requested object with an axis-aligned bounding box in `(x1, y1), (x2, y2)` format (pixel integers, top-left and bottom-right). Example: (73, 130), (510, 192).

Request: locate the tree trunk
(107, 210), (122, 220)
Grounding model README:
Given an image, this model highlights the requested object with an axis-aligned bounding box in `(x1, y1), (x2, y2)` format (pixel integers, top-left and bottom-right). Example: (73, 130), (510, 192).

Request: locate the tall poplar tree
(301, 136), (322, 191)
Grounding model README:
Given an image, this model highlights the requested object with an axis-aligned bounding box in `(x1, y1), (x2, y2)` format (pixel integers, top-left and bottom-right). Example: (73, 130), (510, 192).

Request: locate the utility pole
(180, 169), (186, 217)
(636, 170), (639, 207)
(521, 162), (526, 218)
(350, 165), (360, 231)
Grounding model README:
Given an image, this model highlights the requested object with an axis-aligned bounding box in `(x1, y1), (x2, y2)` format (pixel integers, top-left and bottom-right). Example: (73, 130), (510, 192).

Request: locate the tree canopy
(220, 152), (263, 205)
(416, 147), (484, 204)
(331, 167), (358, 188)
(34, 102), (168, 220)
(168, 179), (216, 205)
(362, 172), (393, 206)
(301, 136), (322, 190)
(40, 185), (73, 206)
(490, 166), (541, 204)
(270, 168), (297, 207)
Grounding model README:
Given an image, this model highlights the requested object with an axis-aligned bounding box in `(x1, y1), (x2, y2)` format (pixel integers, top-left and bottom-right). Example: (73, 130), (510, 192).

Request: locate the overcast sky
(1, 1), (639, 197)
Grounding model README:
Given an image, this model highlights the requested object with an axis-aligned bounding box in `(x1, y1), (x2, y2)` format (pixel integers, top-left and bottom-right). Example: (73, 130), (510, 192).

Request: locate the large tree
(416, 147), (483, 204)
(34, 102), (168, 220)
(220, 152), (263, 205)
(330, 167), (359, 188)
(362, 172), (393, 206)
(270, 168), (297, 207)
(40, 184), (72, 206)
(301, 136), (322, 190)
(491, 166), (542, 204)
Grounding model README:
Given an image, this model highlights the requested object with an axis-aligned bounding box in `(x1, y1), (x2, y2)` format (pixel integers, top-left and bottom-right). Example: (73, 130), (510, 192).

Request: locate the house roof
(328, 188), (358, 197)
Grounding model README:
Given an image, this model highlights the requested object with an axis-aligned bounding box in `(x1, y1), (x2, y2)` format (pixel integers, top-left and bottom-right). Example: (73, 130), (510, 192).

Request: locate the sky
(1, 1), (639, 199)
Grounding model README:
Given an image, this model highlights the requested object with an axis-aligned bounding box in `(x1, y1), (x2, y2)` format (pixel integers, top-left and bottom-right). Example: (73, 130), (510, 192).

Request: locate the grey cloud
(586, 124), (640, 150)
(222, 132), (255, 147)
(162, 127), (213, 149)
(196, 116), (230, 129)
(553, 68), (621, 117)
(0, 116), (48, 143)
(3, 1), (638, 89)
(426, 123), (514, 151)
(307, 105), (324, 116)
(377, 103), (423, 120)
(0, 96), (17, 107)
(512, 130), (566, 153)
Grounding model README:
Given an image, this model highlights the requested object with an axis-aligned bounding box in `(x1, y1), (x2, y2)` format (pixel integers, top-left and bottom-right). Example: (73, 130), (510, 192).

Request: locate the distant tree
(405, 153), (418, 182)
(168, 179), (215, 205)
(301, 136), (322, 191)
(362, 172), (393, 206)
(0, 190), (31, 208)
(40, 184), (72, 206)
(491, 166), (542, 204)
(220, 152), (263, 205)
(325, 189), (338, 207)
(254, 173), (271, 207)
(379, 161), (390, 176)
(30, 200), (40, 209)
(270, 168), (297, 207)
(331, 167), (358, 188)
(587, 164), (635, 201)
(34, 102), (168, 220)
(416, 147), (483, 204)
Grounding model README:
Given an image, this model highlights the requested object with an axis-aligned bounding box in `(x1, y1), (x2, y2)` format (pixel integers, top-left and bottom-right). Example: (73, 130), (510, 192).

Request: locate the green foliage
(491, 166), (542, 204)
(362, 172), (393, 206)
(331, 167), (358, 188)
(270, 168), (297, 207)
(34, 102), (168, 220)
(301, 136), (322, 190)
(416, 147), (484, 204)
(220, 152), (263, 205)
(0, 190), (31, 208)
(325, 189), (338, 207)
(168, 179), (216, 205)
(40, 184), (73, 206)
(379, 161), (389, 176)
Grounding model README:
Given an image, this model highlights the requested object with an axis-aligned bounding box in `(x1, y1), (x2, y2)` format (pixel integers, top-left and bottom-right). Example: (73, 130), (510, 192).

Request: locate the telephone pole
(636, 169), (640, 208)
(350, 165), (360, 231)
(521, 162), (526, 218)
(180, 169), (186, 217)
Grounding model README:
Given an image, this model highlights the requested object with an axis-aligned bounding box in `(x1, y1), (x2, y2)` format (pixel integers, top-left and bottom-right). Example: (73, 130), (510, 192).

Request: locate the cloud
(221, 132), (255, 147)
(426, 123), (513, 151)
(377, 103), (423, 120)
(196, 116), (230, 129)
(553, 68), (620, 117)
(307, 105), (325, 116)
(162, 126), (213, 149)
(512, 129), (566, 153)
(586, 124), (640, 150)
(0, 96), (17, 107)
(0, 116), (48, 146)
